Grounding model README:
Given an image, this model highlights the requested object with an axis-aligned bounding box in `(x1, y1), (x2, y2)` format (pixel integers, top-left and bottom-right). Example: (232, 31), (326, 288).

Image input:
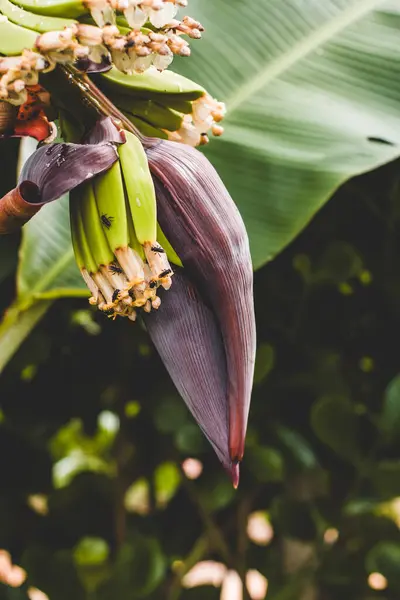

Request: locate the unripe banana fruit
(99, 67), (226, 146)
(70, 129), (180, 320)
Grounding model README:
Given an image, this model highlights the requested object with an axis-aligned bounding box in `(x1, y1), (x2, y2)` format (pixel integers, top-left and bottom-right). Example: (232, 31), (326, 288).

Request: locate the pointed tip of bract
(230, 461), (240, 489)
(147, 142), (256, 486)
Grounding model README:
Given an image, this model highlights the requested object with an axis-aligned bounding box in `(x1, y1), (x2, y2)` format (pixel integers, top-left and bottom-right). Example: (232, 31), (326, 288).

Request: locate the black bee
(109, 264), (123, 275)
(112, 289), (120, 303)
(159, 269), (172, 278)
(151, 245), (165, 254)
(149, 280), (158, 289)
(101, 214), (114, 229)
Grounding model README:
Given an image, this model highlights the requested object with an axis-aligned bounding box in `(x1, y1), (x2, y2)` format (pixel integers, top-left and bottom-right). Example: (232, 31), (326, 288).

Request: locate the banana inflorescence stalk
(70, 127), (180, 320)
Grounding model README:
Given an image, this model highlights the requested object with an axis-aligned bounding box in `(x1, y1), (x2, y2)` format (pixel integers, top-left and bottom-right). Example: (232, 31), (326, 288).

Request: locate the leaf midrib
(227, 0), (386, 113)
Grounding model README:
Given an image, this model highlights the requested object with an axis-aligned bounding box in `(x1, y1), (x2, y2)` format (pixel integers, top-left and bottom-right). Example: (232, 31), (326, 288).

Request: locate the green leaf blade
(175, 0), (400, 268)
(17, 195), (87, 302)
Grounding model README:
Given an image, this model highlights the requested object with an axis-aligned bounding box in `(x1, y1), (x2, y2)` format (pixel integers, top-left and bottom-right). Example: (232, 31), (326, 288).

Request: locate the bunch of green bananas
(70, 128), (182, 321)
(97, 66), (223, 142)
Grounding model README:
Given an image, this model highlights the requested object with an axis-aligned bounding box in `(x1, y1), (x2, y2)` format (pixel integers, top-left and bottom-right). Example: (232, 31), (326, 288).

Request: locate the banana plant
(0, 0), (399, 481)
(0, 0), (255, 484)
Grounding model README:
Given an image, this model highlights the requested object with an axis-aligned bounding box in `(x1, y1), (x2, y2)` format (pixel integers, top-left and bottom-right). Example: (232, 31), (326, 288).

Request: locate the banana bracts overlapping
(145, 140), (256, 485)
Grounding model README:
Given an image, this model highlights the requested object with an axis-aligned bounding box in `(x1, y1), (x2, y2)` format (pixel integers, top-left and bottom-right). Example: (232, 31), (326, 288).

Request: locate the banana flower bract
(145, 140), (256, 485)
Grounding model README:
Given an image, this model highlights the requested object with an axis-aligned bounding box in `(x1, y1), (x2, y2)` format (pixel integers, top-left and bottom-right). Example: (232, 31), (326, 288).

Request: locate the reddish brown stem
(0, 183), (42, 234)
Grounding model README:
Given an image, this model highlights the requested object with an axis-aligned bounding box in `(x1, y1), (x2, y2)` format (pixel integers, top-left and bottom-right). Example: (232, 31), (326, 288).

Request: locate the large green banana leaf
(0, 196), (88, 371)
(175, 0), (400, 268)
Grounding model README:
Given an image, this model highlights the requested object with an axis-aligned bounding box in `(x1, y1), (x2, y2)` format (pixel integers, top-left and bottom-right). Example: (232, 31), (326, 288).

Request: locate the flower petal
(144, 268), (234, 474)
(148, 141), (256, 465)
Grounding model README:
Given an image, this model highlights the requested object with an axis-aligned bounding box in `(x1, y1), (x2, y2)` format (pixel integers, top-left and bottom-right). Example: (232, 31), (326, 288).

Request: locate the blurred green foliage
(0, 155), (399, 599)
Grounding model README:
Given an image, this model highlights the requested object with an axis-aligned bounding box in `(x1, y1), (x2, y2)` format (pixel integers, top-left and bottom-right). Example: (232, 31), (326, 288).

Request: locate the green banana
(79, 182), (114, 267)
(98, 67), (206, 102)
(122, 113), (168, 139)
(58, 109), (85, 143)
(69, 129), (181, 321)
(98, 153), (182, 268)
(70, 188), (97, 274)
(157, 224), (183, 268)
(71, 181), (136, 314)
(116, 96), (183, 131)
(127, 208), (145, 261)
(70, 186), (109, 309)
(155, 97), (193, 115)
(118, 129), (157, 245)
(0, 18), (38, 55)
(97, 69), (207, 138)
(7, 0), (86, 18)
(91, 158), (148, 302)
(92, 160), (129, 252)
(0, 0), (77, 32)
(118, 130), (176, 290)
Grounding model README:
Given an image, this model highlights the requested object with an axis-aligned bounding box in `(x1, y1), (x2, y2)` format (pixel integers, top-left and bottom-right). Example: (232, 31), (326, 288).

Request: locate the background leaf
(371, 461), (400, 499)
(253, 343), (275, 385)
(98, 537), (166, 599)
(0, 138), (19, 284)
(16, 195), (87, 308)
(0, 235), (19, 285)
(0, 300), (53, 374)
(380, 374), (400, 442)
(22, 547), (86, 600)
(311, 394), (360, 463)
(176, 0), (400, 267)
(246, 446), (284, 483)
(0, 196), (86, 371)
(366, 542), (400, 591)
